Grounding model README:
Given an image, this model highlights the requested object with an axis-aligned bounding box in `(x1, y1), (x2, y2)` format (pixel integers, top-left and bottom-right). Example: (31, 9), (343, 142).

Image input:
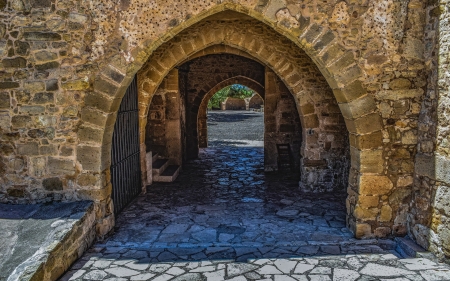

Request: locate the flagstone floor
(60, 147), (450, 281)
(60, 112), (450, 280)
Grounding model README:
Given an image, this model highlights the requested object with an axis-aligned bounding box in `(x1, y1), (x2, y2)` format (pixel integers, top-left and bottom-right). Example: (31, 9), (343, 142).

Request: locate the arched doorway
(90, 8), (384, 239)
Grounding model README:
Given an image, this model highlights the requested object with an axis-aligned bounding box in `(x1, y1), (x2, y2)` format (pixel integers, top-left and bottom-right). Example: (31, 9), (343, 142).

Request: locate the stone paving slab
(60, 246), (450, 281)
(0, 201), (95, 281)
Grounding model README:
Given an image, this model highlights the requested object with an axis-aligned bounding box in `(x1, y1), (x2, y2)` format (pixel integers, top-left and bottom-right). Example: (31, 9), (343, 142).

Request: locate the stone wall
(145, 69), (182, 165)
(408, 0), (450, 261)
(225, 97), (246, 110)
(0, 0), (445, 258)
(264, 69), (302, 172)
(249, 94), (264, 109)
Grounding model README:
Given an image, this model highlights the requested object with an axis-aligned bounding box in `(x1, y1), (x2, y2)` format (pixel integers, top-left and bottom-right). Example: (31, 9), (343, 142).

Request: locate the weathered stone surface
(0, 202), (95, 281)
(42, 177), (63, 191)
(23, 32), (61, 41)
(359, 175), (394, 196)
(48, 157), (75, 176)
(0, 0), (446, 264)
(62, 80), (90, 91)
(0, 92), (10, 108)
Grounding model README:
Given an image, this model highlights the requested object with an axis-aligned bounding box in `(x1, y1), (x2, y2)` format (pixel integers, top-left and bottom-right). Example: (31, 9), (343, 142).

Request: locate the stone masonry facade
(0, 0), (449, 262)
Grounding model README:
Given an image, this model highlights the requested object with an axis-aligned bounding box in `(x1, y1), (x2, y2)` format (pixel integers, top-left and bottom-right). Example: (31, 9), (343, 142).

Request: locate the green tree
(208, 84), (254, 109)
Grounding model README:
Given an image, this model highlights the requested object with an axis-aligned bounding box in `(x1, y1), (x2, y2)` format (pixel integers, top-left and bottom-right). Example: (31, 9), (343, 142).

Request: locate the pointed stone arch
(84, 7), (384, 238)
(197, 76), (264, 148)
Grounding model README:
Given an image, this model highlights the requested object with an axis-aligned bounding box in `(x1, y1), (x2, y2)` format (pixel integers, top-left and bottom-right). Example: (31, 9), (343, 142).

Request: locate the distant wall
(225, 97), (246, 110)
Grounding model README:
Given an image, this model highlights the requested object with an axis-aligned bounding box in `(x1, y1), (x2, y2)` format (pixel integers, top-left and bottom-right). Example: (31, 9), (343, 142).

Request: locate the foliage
(208, 84), (255, 109)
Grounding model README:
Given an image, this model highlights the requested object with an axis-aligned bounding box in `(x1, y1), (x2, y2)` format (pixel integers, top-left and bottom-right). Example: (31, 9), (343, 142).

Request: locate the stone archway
(248, 94), (264, 110)
(86, 8), (385, 238)
(197, 76), (265, 148)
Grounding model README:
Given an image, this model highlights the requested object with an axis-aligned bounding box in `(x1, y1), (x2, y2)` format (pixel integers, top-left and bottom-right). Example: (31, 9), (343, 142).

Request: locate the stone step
(395, 236), (427, 258)
(152, 152), (159, 163)
(154, 165), (180, 182)
(152, 158), (169, 175)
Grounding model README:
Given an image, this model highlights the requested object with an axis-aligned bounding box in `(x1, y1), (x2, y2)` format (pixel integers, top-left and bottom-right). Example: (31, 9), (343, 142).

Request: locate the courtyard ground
(59, 111), (450, 281)
(207, 110), (264, 147)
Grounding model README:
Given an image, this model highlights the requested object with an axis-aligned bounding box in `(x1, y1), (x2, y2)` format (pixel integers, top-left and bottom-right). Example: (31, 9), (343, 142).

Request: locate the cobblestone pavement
(61, 147), (450, 280)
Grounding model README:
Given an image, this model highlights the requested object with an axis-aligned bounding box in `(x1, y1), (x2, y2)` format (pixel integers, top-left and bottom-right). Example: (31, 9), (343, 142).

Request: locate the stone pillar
(145, 69), (183, 165)
(264, 68), (279, 171)
(264, 68), (302, 172)
(221, 99), (227, 110)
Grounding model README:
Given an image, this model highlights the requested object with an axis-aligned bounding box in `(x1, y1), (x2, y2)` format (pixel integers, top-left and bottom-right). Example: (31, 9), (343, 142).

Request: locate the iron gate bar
(110, 75), (141, 215)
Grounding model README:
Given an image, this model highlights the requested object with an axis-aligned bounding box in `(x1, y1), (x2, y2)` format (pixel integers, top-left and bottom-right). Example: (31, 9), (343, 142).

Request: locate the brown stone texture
(225, 97), (247, 110)
(264, 69), (303, 173)
(145, 69), (182, 165)
(0, 0), (447, 261)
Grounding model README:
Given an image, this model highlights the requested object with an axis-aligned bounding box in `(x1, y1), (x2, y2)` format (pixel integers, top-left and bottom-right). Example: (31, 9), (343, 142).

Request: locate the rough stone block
(321, 43), (345, 65)
(94, 78), (119, 96)
(350, 131), (383, 150)
(45, 79), (59, 91)
(77, 146), (102, 171)
(35, 61), (60, 71)
(313, 30), (335, 51)
(352, 113), (383, 135)
(359, 175), (393, 196)
(379, 205), (393, 222)
(0, 92), (10, 108)
(414, 153), (434, 179)
(48, 157), (76, 176)
(355, 223), (372, 238)
(0, 82), (19, 89)
(81, 107), (109, 127)
(84, 92), (117, 113)
(39, 145), (57, 155)
(374, 227), (392, 238)
(78, 125), (105, 144)
(435, 154), (450, 184)
(17, 142), (39, 155)
(103, 67), (125, 84)
(328, 51), (355, 73)
(29, 157), (46, 177)
(303, 114), (319, 128)
(31, 0), (51, 8)
(351, 147), (384, 174)
(339, 94), (376, 119)
(32, 92), (54, 104)
(0, 113), (9, 130)
(23, 32), (61, 41)
(2, 57), (27, 68)
(35, 50), (58, 62)
(24, 81), (45, 92)
(334, 80), (366, 103)
(42, 177), (63, 191)
(19, 105), (45, 115)
(336, 65), (362, 85)
(7, 186), (25, 198)
(62, 80), (90, 91)
(375, 89), (424, 101)
(358, 195), (380, 208)
(354, 206), (379, 220)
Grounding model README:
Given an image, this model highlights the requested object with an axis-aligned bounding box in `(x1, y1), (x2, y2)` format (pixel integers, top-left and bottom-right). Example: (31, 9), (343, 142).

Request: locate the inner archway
(203, 84), (265, 148)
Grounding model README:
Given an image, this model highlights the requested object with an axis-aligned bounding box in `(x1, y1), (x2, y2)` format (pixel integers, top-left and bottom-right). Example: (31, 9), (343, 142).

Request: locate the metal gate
(110, 75), (141, 215)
